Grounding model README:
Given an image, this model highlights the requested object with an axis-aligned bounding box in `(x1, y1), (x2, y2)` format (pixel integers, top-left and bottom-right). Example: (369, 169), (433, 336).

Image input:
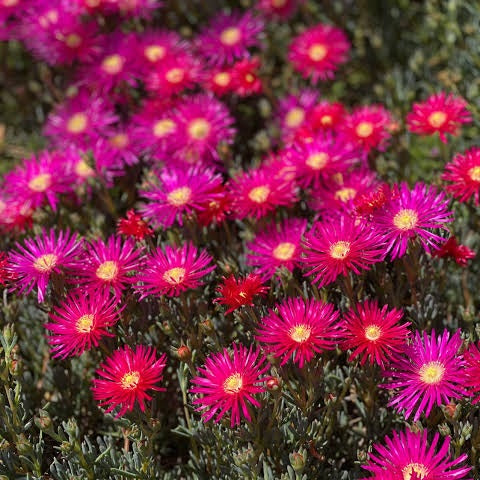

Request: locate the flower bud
(289, 450), (306, 473)
(176, 345), (192, 361)
(35, 410), (52, 431)
(266, 376), (281, 391)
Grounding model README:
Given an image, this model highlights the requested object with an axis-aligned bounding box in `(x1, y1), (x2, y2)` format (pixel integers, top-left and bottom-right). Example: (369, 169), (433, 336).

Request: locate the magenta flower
(92, 345), (167, 417)
(361, 429), (471, 480)
(463, 342), (480, 404)
(105, 0), (162, 18)
(190, 343), (269, 427)
(374, 182), (453, 259)
(135, 242), (215, 299)
(256, 297), (341, 367)
(8, 229), (83, 303)
(246, 218), (307, 280)
(256, 0), (304, 19)
(382, 329), (467, 422)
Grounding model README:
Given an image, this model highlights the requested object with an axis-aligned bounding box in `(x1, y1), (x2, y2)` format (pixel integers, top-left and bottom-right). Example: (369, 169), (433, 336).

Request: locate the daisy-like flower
(0, 251), (16, 286)
(407, 92), (472, 143)
(203, 66), (235, 96)
(374, 182), (453, 260)
(257, 297), (340, 367)
(45, 291), (121, 359)
(90, 138), (127, 186)
(190, 343), (269, 427)
(382, 329), (467, 422)
(76, 236), (144, 299)
(230, 57), (263, 96)
(229, 166), (297, 220)
(443, 147), (480, 205)
(361, 428), (471, 480)
(246, 218), (307, 280)
(117, 210), (153, 240)
(8, 229), (83, 303)
(256, 0), (304, 19)
(197, 185), (232, 226)
(464, 342), (480, 404)
(302, 216), (386, 288)
(107, 0), (161, 18)
(309, 100), (346, 133)
(433, 236), (475, 267)
(92, 345), (167, 417)
(288, 23), (349, 83)
(214, 273), (269, 314)
(354, 183), (392, 217)
(195, 11), (264, 66)
(341, 300), (410, 368)
(135, 242), (215, 299)
(340, 105), (392, 154)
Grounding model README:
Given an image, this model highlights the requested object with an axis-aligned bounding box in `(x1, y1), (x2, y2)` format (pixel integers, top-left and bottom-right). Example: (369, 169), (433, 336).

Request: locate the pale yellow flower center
(75, 159), (95, 178)
(223, 372), (243, 394)
(419, 361), (445, 384)
(330, 241), (351, 260)
(365, 324), (382, 341)
(334, 187), (357, 202)
(33, 253), (58, 273)
(308, 43), (328, 62)
(468, 166), (480, 182)
(86, 0), (101, 6)
(76, 314), (94, 333)
(67, 113), (88, 134)
(248, 185), (270, 204)
(163, 267), (186, 285)
(393, 209), (418, 231)
(402, 463), (429, 480)
(356, 121), (374, 138)
(96, 261), (119, 281)
(306, 152), (328, 170)
(109, 133), (129, 149)
(165, 68), (184, 84)
(153, 119), (175, 138)
(167, 186), (192, 206)
(428, 110), (447, 129)
(188, 118), (211, 140)
(285, 107), (305, 128)
(144, 45), (166, 62)
(65, 33), (82, 48)
(220, 27), (242, 46)
(213, 72), (231, 87)
(289, 324), (312, 343)
(272, 242), (296, 261)
(101, 54), (124, 75)
(121, 371), (140, 390)
(320, 115), (333, 126)
(28, 173), (51, 192)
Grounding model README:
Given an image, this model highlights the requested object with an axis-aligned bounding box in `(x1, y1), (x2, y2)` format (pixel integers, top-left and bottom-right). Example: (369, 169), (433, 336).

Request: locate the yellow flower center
(308, 43), (328, 62)
(76, 314), (94, 333)
(28, 173), (51, 192)
(188, 118), (211, 140)
(330, 241), (351, 260)
(248, 185), (270, 204)
(163, 267), (186, 285)
(285, 107), (305, 128)
(153, 119), (175, 137)
(67, 112), (88, 134)
(33, 253), (58, 273)
(306, 152), (328, 170)
(245, 73), (255, 83)
(393, 209), (418, 231)
(120, 371), (140, 390)
(220, 27), (242, 46)
(75, 159), (95, 178)
(95, 261), (119, 281)
(167, 186), (192, 206)
(86, 0), (101, 6)
(3, 0), (19, 6)
(427, 111), (447, 129)
(355, 121), (374, 138)
(289, 324), (312, 343)
(65, 33), (82, 48)
(402, 463), (429, 480)
(365, 324), (382, 341)
(419, 361), (445, 384)
(320, 115), (333, 126)
(213, 72), (231, 87)
(272, 242), (296, 261)
(223, 372), (243, 394)
(334, 187), (357, 202)
(144, 45), (166, 62)
(165, 67), (184, 84)
(468, 166), (480, 182)
(271, 0), (287, 6)
(101, 54), (124, 75)
(109, 133), (129, 149)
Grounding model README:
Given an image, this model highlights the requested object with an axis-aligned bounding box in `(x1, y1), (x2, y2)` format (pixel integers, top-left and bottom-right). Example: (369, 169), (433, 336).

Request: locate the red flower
(230, 57), (262, 96)
(433, 236), (475, 267)
(117, 210), (153, 240)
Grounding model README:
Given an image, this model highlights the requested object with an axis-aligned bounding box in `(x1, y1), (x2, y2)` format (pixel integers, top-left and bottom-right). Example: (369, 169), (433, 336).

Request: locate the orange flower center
(220, 27), (241, 46)
(289, 324), (312, 343)
(33, 253), (58, 273)
(144, 45), (166, 62)
(223, 372), (243, 394)
(67, 113), (88, 134)
(468, 166), (480, 182)
(355, 121), (374, 138)
(285, 107), (305, 128)
(163, 267), (186, 285)
(167, 186), (192, 206)
(101, 54), (124, 75)
(320, 115), (333, 126)
(121, 370), (141, 390)
(402, 463), (429, 480)
(419, 361), (445, 384)
(272, 242), (296, 261)
(334, 187), (357, 202)
(364, 324), (382, 341)
(28, 173), (51, 192)
(308, 43), (328, 62)
(330, 241), (351, 260)
(109, 133), (129, 149)
(65, 33), (82, 48)
(427, 110), (447, 129)
(393, 209), (418, 231)
(96, 261), (119, 281)
(306, 152), (328, 170)
(165, 67), (184, 84)
(75, 159), (95, 178)
(213, 72), (231, 87)
(153, 119), (175, 137)
(188, 118), (211, 140)
(76, 314), (94, 333)
(248, 185), (270, 204)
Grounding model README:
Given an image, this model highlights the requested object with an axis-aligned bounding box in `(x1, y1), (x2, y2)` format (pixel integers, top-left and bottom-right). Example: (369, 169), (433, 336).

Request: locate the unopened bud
(266, 376), (281, 392)
(35, 410), (52, 431)
(443, 402), (460, 420)
(438, 423), (451, 437)
(176, 345), (191, 361)
(289, 450), (306, 473)
(199, 318), (214, 333)
(162, 321), (173, 335)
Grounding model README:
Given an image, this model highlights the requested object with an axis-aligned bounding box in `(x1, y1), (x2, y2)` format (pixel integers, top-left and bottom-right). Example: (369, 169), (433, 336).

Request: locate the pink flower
(230, 57), (263, 96)
(256, 0), (304, 19)
(308, 100), (346, 133)
(92, 345), (167, 417)
(190, 343), (269, 427)
(256, 297), (341, 367)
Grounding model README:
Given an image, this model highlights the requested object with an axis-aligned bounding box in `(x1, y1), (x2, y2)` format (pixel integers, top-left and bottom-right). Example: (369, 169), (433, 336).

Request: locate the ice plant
(302, 215), (386, 288)
(230, 57), (263, 96)
(117, 210), (153, 240)
(433, 236), (475, 267)
(256, 0), (303, 19)
(382, 329), (467, 422)
(341, 300), (410, 367)
(135, 242), (215, 298)
(8, 229), (83, 303)
(276, 90), (318, 140)
(374, 182), (453, 259)
(309, 100), (346, 133)
(464, 342), (480, 404)
(256, 297), (341, 367)
(288, 23), (350, 82)
(190, 343), (269, 427)
(442, 147), (480, 205)
(361, 429), (471, 480)
(407, 92), (472, 143)
(45, 291), (121, 359)
(92, 345), (167, 417)
(214, 273), (269, 314)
